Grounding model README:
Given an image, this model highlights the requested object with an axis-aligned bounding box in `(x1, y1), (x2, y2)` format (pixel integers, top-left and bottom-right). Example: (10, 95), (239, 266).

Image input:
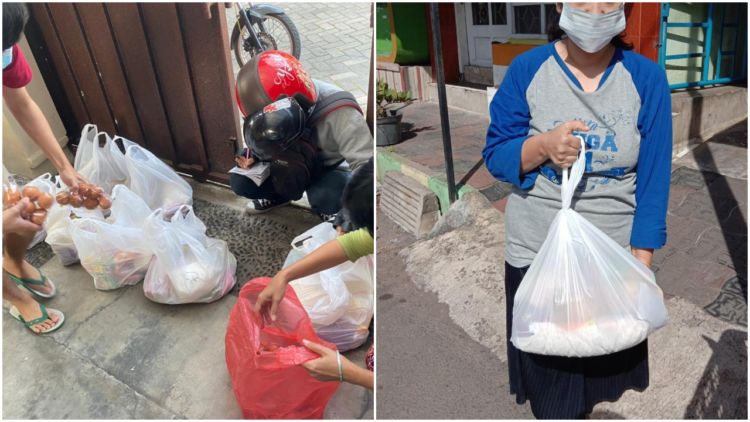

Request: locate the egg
(98, 196), (112, 209)
(30, 209), (47, 225)
(21, 186), (40, 201)
(23, 200), (36, 216)
(79, 184), (92, 198)
(55, 191), (70, 205)
(69, 194), (83, 208)
(83, 197), (99, 209)
(3, 190), (15, 207)
(37, 192), (54, 209)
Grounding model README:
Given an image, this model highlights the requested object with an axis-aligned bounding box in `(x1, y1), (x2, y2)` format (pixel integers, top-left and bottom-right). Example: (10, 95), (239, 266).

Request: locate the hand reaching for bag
(301, 339), (374, 389)
(254, 273), (288, 321)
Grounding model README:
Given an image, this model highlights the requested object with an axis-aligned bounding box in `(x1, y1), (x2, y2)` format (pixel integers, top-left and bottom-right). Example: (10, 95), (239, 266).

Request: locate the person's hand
(632, 247), (654, 268)
(335, 226), (346, 236)
(3, 198), (42, 235)
(253, 273), (288, 321)
(234, 155), (256, 169)
(301, 339), (348, 382)
(541, 121), (589, 168)
(58, 166), (87, 193)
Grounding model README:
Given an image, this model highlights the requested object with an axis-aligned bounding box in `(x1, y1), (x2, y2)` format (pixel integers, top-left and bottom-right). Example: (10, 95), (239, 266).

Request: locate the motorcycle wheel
(231, 13), (302, 68)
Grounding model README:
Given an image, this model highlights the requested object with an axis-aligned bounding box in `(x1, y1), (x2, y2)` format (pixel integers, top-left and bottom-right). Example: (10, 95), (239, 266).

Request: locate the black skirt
(505, 262), (649, 419)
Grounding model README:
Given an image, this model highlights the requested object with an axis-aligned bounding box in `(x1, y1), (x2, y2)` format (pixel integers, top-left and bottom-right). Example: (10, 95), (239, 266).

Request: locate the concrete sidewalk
(3, 183), (373, 419)
(377, 116), (747, 418)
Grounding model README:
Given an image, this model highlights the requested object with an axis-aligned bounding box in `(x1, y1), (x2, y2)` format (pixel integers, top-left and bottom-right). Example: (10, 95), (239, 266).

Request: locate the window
(544, 4), (558, 33)
(472, 3), (489, 25)
(492, 3), (507, 25)
(513, 5), (541, 34)
(510, 3), (557, 36)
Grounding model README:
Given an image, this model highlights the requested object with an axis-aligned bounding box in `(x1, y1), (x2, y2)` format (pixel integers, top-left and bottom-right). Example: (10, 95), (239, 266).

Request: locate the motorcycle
(230, 2), (302, 67)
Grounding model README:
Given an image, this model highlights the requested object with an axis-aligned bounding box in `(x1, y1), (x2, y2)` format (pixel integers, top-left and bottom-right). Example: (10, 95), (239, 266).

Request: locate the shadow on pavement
(688, 97), (747, 298)
(400, 121), (435, 142)
(684, 330), (748, 419)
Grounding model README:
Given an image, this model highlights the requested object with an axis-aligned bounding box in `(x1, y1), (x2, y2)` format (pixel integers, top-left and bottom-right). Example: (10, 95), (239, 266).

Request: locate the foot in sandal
(3, 260), (56, 298)
(8, 296), (64, 334)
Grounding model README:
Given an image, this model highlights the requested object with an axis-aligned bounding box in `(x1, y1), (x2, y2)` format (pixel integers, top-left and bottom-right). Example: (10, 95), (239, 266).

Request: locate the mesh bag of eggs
(44, 177), (107, 266)
(3, 174), (56, 226)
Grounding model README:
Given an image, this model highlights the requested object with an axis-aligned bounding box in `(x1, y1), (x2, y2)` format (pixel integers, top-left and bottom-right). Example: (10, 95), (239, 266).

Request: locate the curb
(377, 148), (474, 214)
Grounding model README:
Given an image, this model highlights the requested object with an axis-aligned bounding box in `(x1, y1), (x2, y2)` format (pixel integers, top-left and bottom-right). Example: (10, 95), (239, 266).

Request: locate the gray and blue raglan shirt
(483, 42), (672, 268)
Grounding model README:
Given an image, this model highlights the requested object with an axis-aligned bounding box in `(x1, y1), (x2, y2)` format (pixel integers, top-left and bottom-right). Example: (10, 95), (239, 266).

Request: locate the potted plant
(376, 81), (412, 146)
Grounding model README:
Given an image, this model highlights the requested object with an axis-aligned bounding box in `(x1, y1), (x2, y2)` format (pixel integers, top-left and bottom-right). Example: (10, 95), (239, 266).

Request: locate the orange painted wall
(623, 2), (662, 62)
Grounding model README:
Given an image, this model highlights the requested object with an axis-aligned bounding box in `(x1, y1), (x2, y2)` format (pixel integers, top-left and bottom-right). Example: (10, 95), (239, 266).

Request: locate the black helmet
(244, 97), (307, 161)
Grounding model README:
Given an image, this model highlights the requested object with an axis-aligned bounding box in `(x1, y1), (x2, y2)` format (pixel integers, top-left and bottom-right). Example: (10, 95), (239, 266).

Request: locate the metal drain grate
(380, 171), (440, 238)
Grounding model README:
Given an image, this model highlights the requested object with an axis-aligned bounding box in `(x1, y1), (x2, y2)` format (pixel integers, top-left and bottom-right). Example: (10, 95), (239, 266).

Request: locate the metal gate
(25, 3), (241, 184)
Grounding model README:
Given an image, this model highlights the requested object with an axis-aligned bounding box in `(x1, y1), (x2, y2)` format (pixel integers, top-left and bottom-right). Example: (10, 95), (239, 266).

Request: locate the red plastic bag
(225, 277), (340, 419)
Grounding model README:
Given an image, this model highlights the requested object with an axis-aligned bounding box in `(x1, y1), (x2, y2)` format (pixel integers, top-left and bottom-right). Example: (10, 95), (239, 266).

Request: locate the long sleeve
(483, 60), (539, 190)
(630, 68), (672, 249)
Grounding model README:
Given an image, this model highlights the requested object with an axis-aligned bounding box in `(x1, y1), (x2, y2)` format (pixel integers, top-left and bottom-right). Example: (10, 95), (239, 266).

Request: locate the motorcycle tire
(231, 12), (302, 68)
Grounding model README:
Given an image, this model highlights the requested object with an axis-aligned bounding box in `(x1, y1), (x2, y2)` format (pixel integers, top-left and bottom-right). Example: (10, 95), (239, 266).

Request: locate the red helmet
(235, 50), (317, 118)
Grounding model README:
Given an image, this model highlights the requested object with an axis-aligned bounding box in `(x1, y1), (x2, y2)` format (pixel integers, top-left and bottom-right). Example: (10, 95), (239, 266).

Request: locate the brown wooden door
(25, 3), (240, 184)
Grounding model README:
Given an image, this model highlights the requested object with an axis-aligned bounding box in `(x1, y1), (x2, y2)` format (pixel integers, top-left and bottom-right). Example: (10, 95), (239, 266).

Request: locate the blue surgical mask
(559, 4), (626, 53)
(2, 47), (13, 69)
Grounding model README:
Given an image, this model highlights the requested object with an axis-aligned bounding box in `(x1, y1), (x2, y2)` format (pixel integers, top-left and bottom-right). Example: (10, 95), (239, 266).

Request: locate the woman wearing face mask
(484, 3), (671, 419)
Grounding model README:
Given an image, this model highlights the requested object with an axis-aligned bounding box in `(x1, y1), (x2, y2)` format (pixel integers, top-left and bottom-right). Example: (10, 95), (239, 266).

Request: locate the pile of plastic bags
(285, 222), (374, 352)
(511, 137), (668, 357)
(43, 124), (236, 304)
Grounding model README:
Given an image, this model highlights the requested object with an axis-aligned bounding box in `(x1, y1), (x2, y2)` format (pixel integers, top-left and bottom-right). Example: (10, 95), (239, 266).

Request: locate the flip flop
(6, 267), (57, 299)
(8, 304), (65, 334)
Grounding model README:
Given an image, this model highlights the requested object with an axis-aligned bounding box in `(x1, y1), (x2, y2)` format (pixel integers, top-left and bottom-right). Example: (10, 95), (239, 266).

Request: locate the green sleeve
(336, 228), (374, 262)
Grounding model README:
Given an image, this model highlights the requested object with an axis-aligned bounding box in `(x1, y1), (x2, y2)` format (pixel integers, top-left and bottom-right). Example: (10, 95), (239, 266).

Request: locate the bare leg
(3, 231), (53, 295)
(2, 271), (59, 333)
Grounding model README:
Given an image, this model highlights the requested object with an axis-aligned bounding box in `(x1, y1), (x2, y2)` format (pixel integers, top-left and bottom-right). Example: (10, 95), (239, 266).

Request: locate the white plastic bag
(44, 176), (106, 266)
(70, 185), (153, 290)
(74, 124), (131, 194)
(125, 144), (192, 211)
(511, 137), (668, 357)
(143, 206), (236, 304)
(288, 222), (374, 351)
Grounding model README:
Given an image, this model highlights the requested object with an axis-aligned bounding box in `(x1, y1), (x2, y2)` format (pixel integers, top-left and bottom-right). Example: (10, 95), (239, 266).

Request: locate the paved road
(376, 207), (533, 419)
(226, 2), (372, 109)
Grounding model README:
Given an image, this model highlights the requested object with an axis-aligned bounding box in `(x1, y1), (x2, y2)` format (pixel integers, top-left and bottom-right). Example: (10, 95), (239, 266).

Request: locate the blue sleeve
(483, 52), (543, 190)
(626, 55), (672, 249)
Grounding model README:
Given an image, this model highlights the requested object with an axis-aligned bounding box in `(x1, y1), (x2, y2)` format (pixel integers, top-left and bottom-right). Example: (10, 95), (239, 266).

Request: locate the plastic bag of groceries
(70, 185), (153, 290)
(511, 137), (669, 357)
(73, 124), (133, 194)
(22, 173), (56, 248)
(44, 176), (106, 266)
(124, 144), (192, 211)
(143, 205), (235, 304)
(286, 222), (374, 352)
(225, 277), (340, 419)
